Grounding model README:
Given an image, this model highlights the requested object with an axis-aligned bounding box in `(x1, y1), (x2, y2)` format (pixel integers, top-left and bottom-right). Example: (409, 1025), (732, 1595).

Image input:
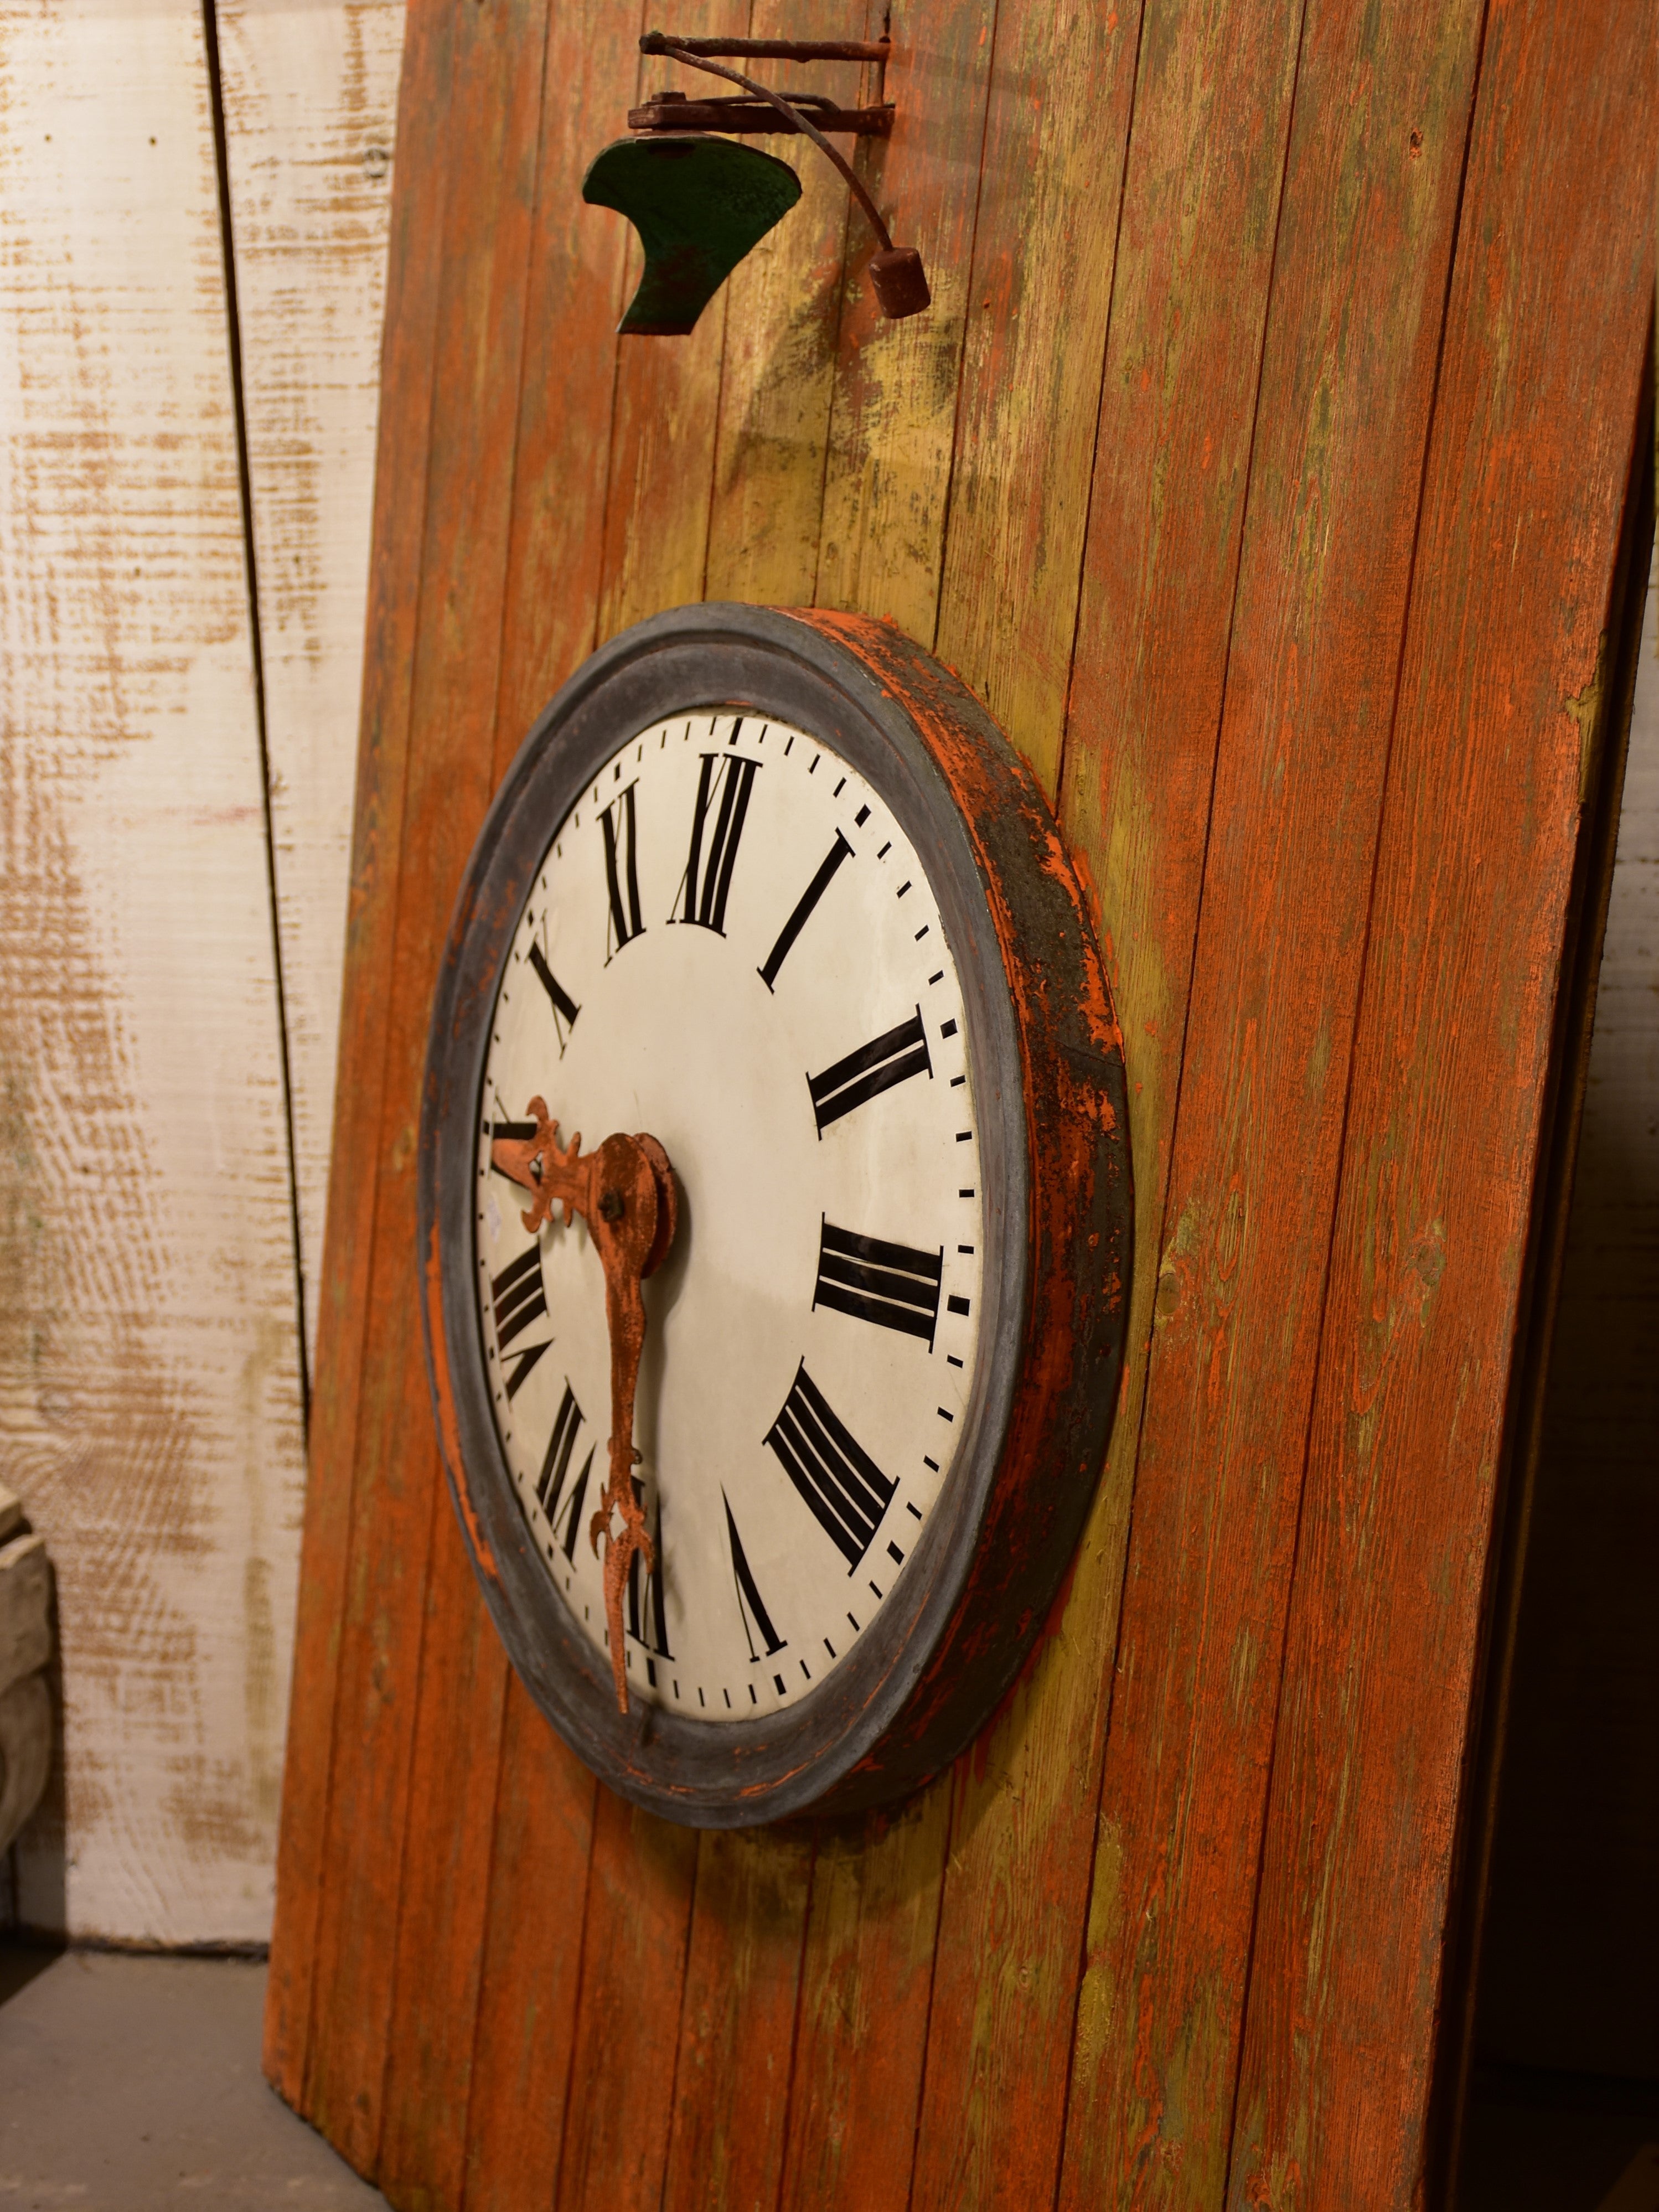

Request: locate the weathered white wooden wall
(0, 0), (401, 1945)
(218, 0), (404, 1378)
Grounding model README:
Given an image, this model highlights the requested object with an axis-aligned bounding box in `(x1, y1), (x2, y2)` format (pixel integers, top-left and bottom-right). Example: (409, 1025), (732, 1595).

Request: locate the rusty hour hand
(490, 1101), (678, 1715)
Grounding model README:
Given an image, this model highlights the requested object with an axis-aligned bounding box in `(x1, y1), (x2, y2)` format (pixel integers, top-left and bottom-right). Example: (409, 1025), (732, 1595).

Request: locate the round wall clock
(418, 603), (1131, 1825)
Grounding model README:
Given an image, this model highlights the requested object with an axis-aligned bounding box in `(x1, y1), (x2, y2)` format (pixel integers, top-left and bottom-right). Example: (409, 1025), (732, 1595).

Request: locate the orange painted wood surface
(266, 2), (1656, 2206)
(263, 0), (454, 2126)
(1057, 1), (1489, 2202)
(372, 12), (551, 2199)
(1225, 6), (1657, 2205)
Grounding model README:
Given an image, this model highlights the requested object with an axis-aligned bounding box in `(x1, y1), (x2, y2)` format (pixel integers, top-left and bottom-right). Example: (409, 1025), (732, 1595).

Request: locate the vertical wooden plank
(702, 0), (872, 608)
(493, 5), (639, 746)
(463, 1689), (598, 2212)
(554, 1791), (700, 2212)
(323, 13), (553, 2194)
(1226, 9), (1656, 2204)
(758, 20), (1000, 2204)
(932, 0), (1137, 791)
(215, 0), (404, 1382)
(460, 12), (640, 2208)
(552, 13), (755, 2212)
(0, 0), (304, 1946)
(654, 13), (874, 2202)
(814, 2), (997, 642)
(1040, 0), (1304, 2183)
(265, 0), (453, 2110)
(776, 1801), (947, 2212)
(658, 1830), (815, 2212)
(887, 4), (1144, 2202)
(1056, 1), (1496, 2204)
(595, 0), (742, 641)
(290, 0), (540, 2168)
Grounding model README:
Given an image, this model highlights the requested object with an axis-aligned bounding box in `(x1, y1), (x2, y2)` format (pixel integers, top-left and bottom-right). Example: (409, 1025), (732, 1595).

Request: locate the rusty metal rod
(640, 32), (890, 62)
(642, 35), (895, 255)
(629, 96), (893, 137)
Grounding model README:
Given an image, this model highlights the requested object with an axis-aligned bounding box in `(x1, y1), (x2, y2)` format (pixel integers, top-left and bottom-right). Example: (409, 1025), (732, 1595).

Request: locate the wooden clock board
(265, 5), (1656, 2208)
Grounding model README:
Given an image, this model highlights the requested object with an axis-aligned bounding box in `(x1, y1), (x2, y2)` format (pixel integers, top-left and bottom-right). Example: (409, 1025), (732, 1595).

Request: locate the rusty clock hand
(491, 1099), (679, 1714)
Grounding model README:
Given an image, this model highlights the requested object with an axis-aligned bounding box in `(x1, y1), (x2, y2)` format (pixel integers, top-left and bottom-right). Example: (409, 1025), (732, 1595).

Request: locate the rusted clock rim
(419, 603), (1131, 1824)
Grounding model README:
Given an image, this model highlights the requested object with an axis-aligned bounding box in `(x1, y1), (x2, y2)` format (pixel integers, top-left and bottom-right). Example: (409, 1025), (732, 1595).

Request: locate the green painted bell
(582, 135), (802, 337)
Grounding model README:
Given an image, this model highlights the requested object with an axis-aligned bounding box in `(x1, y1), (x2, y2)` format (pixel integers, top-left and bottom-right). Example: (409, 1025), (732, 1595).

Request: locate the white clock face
(472, 709), (986, 1722)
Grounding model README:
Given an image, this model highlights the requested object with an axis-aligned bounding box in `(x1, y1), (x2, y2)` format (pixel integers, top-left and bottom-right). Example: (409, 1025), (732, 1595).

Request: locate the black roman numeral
(673, 753), (759, 934)
(535, 1382), (593, 1564)
(526, 932), (580, 1052)
(601, 782), (644, 958)
(763, 1362), (896, 1572)
(626, 1475), (673, 1662)
(723, 1491), (785, 1659)
(813, 1219), (944, 1349)
(807, 1007), (932, 1134)
(490, 1244), (550, 1399)
(487, 1118), (538, 1145)
(758, 831), (852, 991)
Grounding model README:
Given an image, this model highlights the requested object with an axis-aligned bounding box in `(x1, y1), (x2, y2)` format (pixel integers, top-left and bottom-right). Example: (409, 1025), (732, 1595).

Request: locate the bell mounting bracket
(629, 28), (929, 321)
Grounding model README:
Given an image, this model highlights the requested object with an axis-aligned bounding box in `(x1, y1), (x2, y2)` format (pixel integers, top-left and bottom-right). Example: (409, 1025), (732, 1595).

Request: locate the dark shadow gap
(199, 0), (311, 1430)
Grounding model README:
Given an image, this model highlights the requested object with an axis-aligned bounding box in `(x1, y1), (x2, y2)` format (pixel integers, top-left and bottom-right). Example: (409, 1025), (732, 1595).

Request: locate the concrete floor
(0, 1946), (386, 2210)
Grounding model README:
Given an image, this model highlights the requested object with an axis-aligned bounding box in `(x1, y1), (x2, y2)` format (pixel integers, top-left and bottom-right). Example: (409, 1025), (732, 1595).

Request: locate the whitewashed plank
(0, 0), (305, 1942)
(215, 0), (404, 1382)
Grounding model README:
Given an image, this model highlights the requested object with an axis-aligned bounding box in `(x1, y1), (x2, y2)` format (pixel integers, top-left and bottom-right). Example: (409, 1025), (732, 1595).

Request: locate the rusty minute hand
(490, 1100), (678, 1715)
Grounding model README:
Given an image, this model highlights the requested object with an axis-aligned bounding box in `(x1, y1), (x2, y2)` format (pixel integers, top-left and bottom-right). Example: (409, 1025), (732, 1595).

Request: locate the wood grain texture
(555, 14), (750, 2210)
(932, 0), (1136, 792)
(492, 3), (640, 748)
(0, 0), (305, 1945)
(264, 3), (1659, 2206)
(896, 7), (1146, 2201)
(814, 0), (996, 640)
(777, 1797), (948, 2212)
(1052, 35), (1319, 2154)
(265, 0), (452, 2110)
(462, 1684), (598, 2212)
(1224, 8), (1657, 2203)
(1061, 1), (1491, 2203)
(678, 31), (1003, 2190)
(596, 0), (741, 642)
(273, 0), (459, 2157)
(704, 0), (874, 609)
(660, 1828), (815, 2212)
(369, 10), (551, 2202)
(215, 0), (404, 1384)
(304, 0), (549, 2185)
(553, 1791), (700, 2212)
(654, 9), (870, 2195)
(1032, 0), (1308, 2197)
(455, 12), (642, 2206)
